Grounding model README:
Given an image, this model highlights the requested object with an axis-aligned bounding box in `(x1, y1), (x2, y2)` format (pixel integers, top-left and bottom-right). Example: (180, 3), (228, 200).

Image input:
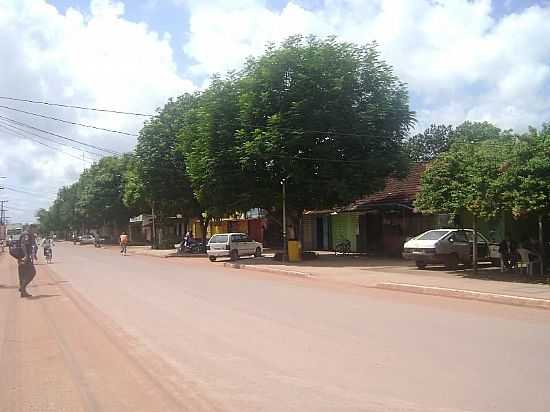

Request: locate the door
(449, 231), (470, 261)
(241, 234), (254, 254)
(365, 212), (383, 252)
(316, 217), (324, 250)
(230, 234), (241, 254)
(357, 214), (368, 253)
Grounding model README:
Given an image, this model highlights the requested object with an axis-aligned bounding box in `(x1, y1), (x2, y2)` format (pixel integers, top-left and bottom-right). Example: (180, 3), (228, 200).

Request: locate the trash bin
(287, 240), (301, 262)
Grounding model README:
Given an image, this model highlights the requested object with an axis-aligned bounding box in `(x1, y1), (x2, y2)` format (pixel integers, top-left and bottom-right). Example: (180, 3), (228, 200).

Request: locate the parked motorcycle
(175, 238), (206, 255)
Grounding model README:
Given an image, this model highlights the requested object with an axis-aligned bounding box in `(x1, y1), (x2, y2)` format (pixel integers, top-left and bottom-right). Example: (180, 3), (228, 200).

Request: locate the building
(302, 163), (441, 256)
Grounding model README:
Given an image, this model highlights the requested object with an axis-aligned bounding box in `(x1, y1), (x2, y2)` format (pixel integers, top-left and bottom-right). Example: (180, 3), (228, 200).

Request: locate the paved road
(1, 244), (550, 412)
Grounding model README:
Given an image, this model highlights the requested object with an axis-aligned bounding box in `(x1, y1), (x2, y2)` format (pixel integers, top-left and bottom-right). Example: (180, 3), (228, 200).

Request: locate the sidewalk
(222, 254), (550, 309)
(102, 245), (206, 258)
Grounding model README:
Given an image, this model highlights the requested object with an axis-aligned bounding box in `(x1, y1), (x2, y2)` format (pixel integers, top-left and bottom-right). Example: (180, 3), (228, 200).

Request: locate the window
(417, 230), (450, 241)
(451, 232), (467, 242)
(209, 235), (228, 243)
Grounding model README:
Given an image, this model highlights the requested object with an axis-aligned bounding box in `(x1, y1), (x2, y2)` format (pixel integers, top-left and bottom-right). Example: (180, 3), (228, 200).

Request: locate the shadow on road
(0, 284), (19, 289)
(26, 294), (60, 300)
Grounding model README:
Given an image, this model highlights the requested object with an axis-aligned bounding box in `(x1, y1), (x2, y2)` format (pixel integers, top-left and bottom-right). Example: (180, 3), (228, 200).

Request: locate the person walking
(10, 230), (36, 298)
(119, 232), (129, 256)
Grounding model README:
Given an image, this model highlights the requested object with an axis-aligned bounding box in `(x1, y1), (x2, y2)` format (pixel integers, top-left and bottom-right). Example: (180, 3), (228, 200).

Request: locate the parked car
(402, 229), (499, 269)
(78, 234), (96, 245)
(207, 233), (262, 262)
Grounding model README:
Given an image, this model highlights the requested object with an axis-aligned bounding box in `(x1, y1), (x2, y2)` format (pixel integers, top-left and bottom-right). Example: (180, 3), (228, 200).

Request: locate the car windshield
(416, 230), (450, 241)
(209, 235), (228, 243)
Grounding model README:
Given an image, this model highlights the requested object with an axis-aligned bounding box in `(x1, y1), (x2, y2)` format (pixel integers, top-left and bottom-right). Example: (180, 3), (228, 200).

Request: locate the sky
(0, 0), (549, 223)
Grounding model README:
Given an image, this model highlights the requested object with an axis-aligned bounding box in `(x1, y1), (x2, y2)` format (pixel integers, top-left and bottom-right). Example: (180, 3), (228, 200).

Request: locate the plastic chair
(516, 248), (540, 276)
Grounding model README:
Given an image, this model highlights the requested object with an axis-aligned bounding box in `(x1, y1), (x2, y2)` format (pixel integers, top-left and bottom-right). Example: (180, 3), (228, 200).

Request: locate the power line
(0, 96), (154, 117)
(0, 105), (139, 136)
(0, 115), (120, 155)
(0, 120), (103, 159)
(0, 96), (404, 139)
(4, 186), (57, 198)
(5, 185), (57, 196)
(0, 124), (95, 163)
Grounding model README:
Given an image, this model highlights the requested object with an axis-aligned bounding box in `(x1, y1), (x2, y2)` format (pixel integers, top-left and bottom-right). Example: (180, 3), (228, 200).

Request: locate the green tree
(36, 182), (81, 238)
(415, 138), (514, 271)
(178, 76), (247, 238)
(124, 95), (199, 246)
(77, 155), (134, 235)
(450, 121), (512, 144)
(499, 125), (550, 258)
(405, 124), (454, 162)
(237, 36), (414, 234)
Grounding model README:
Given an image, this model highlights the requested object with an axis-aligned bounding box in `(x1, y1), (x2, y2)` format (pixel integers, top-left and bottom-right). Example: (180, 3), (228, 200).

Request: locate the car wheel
(230, 249), (238, 261)
(415, 261), (427, 269)
(208, 255), (216, 262)
(254, 247), (262, 258)
(444, 254), (459, 270)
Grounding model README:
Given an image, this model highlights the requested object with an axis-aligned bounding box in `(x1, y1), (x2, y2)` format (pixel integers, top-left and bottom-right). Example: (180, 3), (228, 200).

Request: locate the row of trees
(39, 36), (416, 243)
(37, 34), (549, 258)
(37, 155), (134, 238)
(415, 124), (550, 270)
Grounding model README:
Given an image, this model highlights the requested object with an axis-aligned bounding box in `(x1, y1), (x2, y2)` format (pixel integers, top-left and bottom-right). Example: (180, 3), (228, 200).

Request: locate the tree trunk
(199, 214), (211, 244)
(473, 215), (478, 274)
(538, 214), (544, 276)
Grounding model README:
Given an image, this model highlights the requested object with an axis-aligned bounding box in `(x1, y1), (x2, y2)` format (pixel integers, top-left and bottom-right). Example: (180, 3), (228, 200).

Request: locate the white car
(207, 233), (262, 262)
(402, 229), (499, 269)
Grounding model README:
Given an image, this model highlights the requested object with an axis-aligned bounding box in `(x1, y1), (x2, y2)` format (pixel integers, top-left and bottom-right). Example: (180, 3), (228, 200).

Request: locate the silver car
(207, 233), (262, 262)
(78, 234), (96, 245)
(402, 229), (497, 269)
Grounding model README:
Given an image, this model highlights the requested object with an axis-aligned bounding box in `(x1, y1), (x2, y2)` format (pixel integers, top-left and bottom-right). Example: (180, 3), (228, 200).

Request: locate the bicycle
(334, 239), (351, 255)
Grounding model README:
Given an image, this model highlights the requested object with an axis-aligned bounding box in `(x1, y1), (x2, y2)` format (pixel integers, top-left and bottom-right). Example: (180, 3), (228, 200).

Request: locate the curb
(375, 282), (550, 310)
(223, 262), (312, 278)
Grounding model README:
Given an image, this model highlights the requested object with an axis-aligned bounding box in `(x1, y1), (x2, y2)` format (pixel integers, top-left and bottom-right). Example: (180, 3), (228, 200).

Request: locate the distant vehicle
(207, 233), (262, 262)
(6, 227), (22, 242)
(78, 234), (96, 245)
(402, 229), (499, 270)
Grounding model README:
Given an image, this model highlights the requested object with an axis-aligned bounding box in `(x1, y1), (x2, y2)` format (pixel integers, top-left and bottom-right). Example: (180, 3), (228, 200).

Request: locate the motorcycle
(175, 238), (206, 256)
(94, 237), (104, 248)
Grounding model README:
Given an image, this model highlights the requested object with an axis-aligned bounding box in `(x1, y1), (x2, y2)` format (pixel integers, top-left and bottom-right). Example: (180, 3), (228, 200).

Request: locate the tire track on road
(42, 261), (224, 412)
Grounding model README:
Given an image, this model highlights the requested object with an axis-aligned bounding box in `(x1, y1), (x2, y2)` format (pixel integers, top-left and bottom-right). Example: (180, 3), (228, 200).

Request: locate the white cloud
(180, 0), (550, 131)
(0, 0), (194, 222)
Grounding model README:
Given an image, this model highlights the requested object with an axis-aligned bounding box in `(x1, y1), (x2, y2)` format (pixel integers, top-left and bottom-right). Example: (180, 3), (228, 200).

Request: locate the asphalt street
(1, 243), (549, 412)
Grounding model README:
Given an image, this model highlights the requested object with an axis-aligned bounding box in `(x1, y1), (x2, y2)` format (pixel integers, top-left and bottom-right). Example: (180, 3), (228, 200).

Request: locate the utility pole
(0, 200), (7, 241)
(0, 200), (7, 223)
(0, 177), (6, 241)
(281, 178), (287, 262)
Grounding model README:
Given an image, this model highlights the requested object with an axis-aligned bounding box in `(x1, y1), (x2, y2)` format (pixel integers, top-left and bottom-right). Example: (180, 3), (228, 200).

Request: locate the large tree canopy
(178, 75), (247, 218)
(124, 95), (199, 220)
(498, 124), (550, 218)
(236, 36), (415, 217)
(414, 139), (513, 220)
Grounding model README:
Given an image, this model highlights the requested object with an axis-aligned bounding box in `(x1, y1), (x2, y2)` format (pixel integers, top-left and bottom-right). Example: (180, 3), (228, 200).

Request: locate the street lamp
(281, 177), (287, 262)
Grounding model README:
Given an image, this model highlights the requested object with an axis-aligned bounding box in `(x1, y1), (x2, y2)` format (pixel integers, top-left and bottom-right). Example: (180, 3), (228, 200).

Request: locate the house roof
(344, 163), (427, 211)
